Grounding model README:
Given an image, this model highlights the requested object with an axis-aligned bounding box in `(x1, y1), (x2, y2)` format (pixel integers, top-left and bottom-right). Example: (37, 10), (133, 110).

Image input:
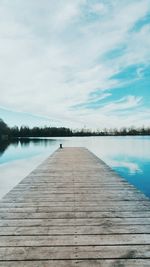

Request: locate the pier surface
(0, 147), (150, 266)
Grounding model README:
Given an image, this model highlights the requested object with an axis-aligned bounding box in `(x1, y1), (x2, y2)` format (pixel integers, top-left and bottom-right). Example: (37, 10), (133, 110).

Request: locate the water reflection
(19, 138), (56, 147)
(0, 138), (60, 199)
(0, 139), (19, 157)
(107, 159), (142, 175)
(0, 138), (57, 157)
(0, 138), (60, 165)
(0, 141), (10, 157)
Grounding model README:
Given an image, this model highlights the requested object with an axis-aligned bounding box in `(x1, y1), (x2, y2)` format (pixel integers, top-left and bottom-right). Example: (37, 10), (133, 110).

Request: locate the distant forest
(0, 118), (150, 138)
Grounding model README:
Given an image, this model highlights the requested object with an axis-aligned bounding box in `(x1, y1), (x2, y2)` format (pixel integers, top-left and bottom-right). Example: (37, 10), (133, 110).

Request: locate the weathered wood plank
(0, 217), (150, 227)
(7, 187), (141, 193)
(0, 234), (150, 246)
(2, 195), (148, 202)
(1, 211), (150, 219)
(0, 260), (149, 267)
(0, 225), (150, 235)
(0, 203), (149, 213)
(0, 245), (150, 260)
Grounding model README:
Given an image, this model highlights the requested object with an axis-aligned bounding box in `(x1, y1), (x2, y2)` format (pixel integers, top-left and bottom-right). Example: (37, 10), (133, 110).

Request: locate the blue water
(0, 136), (150, 199)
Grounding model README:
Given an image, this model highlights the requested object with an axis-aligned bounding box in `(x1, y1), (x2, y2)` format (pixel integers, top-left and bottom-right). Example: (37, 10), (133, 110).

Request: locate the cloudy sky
(0, 0), (150, 129)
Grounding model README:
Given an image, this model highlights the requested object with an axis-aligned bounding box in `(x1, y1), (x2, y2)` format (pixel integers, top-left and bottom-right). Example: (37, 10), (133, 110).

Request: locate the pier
(0, 147), (150, 266)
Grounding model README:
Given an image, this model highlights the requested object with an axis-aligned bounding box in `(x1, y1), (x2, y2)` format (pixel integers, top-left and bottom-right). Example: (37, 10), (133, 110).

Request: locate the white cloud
(100, 96), (143, 113)
(0, 0), (150, 128)
(51, 0), (84, 30)
(90, 3), (107, 14)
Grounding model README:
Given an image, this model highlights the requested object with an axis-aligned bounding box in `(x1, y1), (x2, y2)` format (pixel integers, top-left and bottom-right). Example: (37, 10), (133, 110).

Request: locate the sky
(0, 0), (150, 130)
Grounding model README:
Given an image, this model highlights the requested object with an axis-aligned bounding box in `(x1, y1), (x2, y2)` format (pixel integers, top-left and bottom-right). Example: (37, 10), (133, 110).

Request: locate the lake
(0, 136), (150, 199)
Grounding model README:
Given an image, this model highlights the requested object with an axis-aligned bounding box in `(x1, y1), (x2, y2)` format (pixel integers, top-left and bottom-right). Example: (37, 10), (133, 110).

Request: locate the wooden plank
(0, 225), (150, 235)
(2, 202), (146, 208)
(12, 184), (147, 189)
(0, 259), (149, 267)
(2, 195), (148, 202)
(0, 260), (149, 267)
(0, 245), (150, 260)
(0, 204), (150, 213)
(0, 217), (150, 227)
(7, 187), (140, 192)
(0, 203), (149, 212)
(1, 211), (150, 219)
(0, 234), (150, 246)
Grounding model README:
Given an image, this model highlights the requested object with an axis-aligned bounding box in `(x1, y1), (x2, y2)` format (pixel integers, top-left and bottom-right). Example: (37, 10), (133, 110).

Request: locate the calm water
(0, 136), (150, 199)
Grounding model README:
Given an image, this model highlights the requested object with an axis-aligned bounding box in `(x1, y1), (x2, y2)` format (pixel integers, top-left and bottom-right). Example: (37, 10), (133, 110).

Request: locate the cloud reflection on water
(106, 159), (142, 175)
(0, 154), (52, 199)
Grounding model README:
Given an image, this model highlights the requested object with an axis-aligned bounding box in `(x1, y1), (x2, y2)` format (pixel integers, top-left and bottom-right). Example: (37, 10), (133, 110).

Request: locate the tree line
(0, 118), (150, 138)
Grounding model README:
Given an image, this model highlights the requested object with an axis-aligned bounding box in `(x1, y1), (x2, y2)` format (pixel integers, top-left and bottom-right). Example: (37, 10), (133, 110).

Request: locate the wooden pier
(0, 147), (150, 266)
